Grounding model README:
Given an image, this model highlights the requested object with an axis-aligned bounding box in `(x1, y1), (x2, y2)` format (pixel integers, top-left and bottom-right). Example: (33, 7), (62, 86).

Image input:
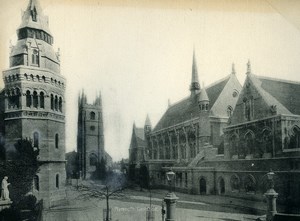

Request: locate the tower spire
(19, 0), (51, 35)
(190, 49), (200, 96)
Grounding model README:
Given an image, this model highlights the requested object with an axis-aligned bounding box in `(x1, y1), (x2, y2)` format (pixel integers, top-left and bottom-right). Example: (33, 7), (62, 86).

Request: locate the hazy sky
(1, 0), (300, 161)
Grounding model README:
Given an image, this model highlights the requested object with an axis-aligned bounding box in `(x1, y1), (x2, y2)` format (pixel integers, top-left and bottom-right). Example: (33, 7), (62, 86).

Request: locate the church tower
(77, 91), (106, 179)
(3, 0), (66, 207)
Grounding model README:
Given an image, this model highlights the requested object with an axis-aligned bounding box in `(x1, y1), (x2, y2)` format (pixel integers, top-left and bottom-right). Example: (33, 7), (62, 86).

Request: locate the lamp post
(265, 170), (278, 221)
(164, 170), (178, 221)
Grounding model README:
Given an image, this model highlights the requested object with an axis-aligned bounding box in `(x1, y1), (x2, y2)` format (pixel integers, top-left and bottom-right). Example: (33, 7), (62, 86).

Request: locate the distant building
(0, 0), (66, 208)
(77, 91), (112, 179)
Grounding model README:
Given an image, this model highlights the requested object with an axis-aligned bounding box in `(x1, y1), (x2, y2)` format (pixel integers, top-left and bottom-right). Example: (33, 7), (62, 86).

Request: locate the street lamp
(267, 170), (275, 189)
(265, 169), (278, 221)
(164, 169), (178, 221)
(166, 171), (175, 192)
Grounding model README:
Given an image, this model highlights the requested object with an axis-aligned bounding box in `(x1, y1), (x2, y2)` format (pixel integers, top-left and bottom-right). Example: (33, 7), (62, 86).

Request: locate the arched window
(262, 129), (272, 154)
(54, 96), (58, 111)
(59, 97), (62, 112)
(56, 174), (59, 189)
(245, 131), (255, 155)
(205, 103), (209, 110)
(244, 97), (254, 121)
(230, 175), (240, 192)
(50, 94), (54, 110)
(31, 7), (37, 22)
(90, 112), (96, 120)
(32, 49), (39, 65)
(26, 90), (32, 107)
(33, 175), (39, 191)
(14, 88), (20, 108)
(244, 175), (256, 193)
(230, 134), (239, 157)
(33, 91), (38, 108)
(289, 126), (300, 149)
(227, 106), (233, 117)
(89, 153), (98, 166)
(40, 92), (44, 108)
(42, 76), (46, 82)
(33, 132), (39, 148)
(55, 134), (59, 149)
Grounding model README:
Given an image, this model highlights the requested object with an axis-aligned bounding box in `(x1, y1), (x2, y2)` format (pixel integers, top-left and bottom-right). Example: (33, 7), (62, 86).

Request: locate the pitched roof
(135, 128), (145, 143)
(129, 127), (145, 149)
(19, 0), (52, 35)
(258, 76), (300, 115)
(153, 75), (231, 132)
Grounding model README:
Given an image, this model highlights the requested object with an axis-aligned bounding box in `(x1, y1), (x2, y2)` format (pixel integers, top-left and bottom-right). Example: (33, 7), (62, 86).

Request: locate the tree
(92, 157), (107, 180)
(0, 138), (40, 220)
(77, 172), (129, 221)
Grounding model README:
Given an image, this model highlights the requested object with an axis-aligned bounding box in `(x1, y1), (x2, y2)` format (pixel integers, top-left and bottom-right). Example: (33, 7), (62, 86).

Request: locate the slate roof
(258, 76), (300, 115)
(153, 75), (231, 132)
(19, 0), (52, 35)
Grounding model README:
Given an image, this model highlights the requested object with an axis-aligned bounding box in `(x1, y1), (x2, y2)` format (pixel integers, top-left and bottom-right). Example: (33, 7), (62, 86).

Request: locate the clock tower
(3, 0), (66, 207)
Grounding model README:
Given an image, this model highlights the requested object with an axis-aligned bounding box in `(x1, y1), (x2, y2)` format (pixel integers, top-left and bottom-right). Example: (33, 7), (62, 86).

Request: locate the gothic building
(129, 55), (300, 206)
(128, 51), (242, 187)
(77, 91), (112, 179)
(0, 0), (66, 207)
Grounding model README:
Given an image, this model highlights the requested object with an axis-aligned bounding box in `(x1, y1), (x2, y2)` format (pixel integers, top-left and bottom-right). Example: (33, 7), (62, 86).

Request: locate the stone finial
(246, 60), (251, 74)
(232, 63), (236, 75)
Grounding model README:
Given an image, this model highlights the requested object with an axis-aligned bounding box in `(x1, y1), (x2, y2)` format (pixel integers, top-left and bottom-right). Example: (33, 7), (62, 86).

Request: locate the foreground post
(164, 170), (178, 221)
(265, 170), (278, 221)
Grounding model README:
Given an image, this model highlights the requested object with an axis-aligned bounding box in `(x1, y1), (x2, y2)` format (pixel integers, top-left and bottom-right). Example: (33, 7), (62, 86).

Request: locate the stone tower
(77, 91), (106, 179)
(2, 0), (66, 207)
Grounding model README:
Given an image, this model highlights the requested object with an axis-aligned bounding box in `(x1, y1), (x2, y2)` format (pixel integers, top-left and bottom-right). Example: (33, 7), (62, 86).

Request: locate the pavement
(41, 184), (266, 221)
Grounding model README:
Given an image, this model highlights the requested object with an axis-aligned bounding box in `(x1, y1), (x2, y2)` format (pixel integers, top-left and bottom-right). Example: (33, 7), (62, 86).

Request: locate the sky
(1, 0), (300, 161)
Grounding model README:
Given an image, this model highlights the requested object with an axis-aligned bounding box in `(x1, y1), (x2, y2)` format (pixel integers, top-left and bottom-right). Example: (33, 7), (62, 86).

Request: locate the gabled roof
(250, 75), (290, 115)
(258, 76), (300, 115)
(153, 75), (231, 132)
(129, 126), (145, 149)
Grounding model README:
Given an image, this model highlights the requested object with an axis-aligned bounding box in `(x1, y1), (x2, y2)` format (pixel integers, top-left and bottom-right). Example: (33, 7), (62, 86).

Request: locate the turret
(198, 84), (209, 111)
(10, 0), (60, 73)
(144, 114), (152, 134)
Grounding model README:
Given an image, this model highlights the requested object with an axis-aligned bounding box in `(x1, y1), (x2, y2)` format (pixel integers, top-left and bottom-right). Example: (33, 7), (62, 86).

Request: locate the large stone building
(0, 0), (66, 207)
(77, 91), (112, 179)
(129, 51), (242, 186)
(129, 54), (300, 207)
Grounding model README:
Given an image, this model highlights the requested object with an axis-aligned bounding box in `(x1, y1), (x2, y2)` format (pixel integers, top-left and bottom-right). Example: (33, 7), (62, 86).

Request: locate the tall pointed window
(33, 91), (38, 108)
(244, 97), (254, 121)
(33, 132), (39, 148)
(59, 97), (62, 112)
(245, 131), (255, 155)
(90, 112), (96, 120)
(31, 8), (37, 22)
(50, 94), (54, 110)
(40, 92), (44, 108)
(26, 90), (32, 107)
(54, 96), (58, 111)
(55, 134), (59, 149)
(32, 49), (39, 66)
(289, 127), (300, 149)
(56, 174), (59, 189)
(227, 106), (233, 117)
